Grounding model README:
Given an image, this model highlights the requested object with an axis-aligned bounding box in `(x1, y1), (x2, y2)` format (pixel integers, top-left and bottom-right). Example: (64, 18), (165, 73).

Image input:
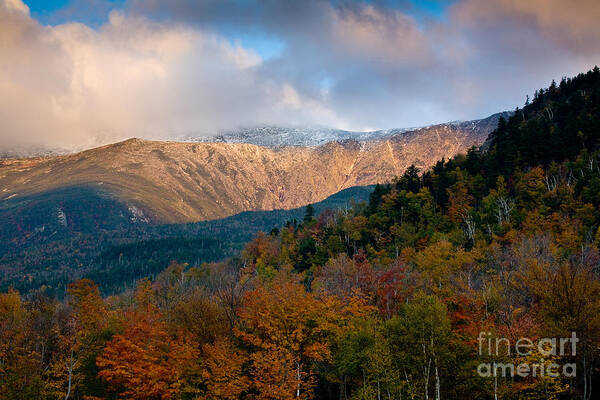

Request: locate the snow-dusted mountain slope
(183, 112), (511, 148)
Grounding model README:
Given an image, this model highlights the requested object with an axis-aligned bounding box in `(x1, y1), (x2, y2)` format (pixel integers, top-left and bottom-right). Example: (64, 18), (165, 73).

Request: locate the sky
(1, 0), (600, 151)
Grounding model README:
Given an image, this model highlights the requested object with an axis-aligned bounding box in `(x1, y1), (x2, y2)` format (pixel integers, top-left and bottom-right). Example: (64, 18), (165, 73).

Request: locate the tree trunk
(296, 361), (302, 398)
(64, 349), (74, 400)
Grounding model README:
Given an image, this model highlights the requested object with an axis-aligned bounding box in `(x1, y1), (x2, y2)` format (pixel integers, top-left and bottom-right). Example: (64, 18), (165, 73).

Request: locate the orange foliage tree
(200, 338), (250, 400)
(236, 272), (372, 400)
(236, 277), (327, 400)
(96, 283), (200, 400)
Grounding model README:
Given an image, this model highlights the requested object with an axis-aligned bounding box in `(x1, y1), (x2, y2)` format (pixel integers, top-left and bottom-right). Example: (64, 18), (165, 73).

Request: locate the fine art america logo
(477, 331), (578, 378)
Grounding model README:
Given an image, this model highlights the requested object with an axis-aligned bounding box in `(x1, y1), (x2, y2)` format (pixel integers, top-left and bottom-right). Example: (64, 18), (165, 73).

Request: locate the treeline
(2, 68), (600, 399)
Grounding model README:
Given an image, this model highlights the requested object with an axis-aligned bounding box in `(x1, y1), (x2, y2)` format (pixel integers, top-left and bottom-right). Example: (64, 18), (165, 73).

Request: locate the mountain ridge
(183, 111), (511, 148)
(0, 112), (508, 224)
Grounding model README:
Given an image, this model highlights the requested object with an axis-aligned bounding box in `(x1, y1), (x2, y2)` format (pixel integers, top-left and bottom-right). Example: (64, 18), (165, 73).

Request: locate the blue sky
(27, 0), (125, 27)
(25, 0), (69, 17)
(27, 0), (452, 22)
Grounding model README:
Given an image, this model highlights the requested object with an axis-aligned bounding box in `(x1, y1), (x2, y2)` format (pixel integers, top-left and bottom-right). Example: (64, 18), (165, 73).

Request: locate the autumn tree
(237, 270), (372, 400)
(96, 282), (200, 400)
(0, 290), (44, 399)
(200, 338), (249, 400)
(532, 247), (600, 400)
(236, 275), (330, 400)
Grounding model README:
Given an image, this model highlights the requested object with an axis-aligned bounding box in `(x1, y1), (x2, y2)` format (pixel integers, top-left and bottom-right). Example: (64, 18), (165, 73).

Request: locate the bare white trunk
(296, 361), (301, 398)
(64, 349), (74, 400)
(435, 364), (440, 400)
(494, 369), (498, 400)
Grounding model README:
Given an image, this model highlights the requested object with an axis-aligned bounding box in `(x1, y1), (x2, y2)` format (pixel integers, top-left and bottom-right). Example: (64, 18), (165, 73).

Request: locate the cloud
(331, 4), (430, 64)
(453, 0), (600, 53)
(443, 0), (600, 112)
(0, 0), (345, 151)
(1, 0), (600, 151)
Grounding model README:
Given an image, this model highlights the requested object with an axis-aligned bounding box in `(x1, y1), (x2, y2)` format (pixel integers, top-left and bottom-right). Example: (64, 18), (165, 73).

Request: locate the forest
(2, 67), (600, 400)
(0, 186), (372, 296)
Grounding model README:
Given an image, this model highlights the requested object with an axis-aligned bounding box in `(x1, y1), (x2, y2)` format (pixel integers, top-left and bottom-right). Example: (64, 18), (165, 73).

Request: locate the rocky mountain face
(0, 112), (507, 224)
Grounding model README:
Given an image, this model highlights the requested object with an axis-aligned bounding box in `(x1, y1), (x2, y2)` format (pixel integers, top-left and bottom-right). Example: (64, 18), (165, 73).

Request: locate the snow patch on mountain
(183, 126), (414, 148)
(182, 112), (512, 148)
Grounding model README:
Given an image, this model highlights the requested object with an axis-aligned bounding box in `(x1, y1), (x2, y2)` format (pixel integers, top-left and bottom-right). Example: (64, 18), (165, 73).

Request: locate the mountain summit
(185, 113), (510, 148)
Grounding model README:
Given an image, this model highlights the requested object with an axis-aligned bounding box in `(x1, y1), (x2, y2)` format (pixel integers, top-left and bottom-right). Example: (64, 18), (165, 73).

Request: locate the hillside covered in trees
(2, 67), (600, 400)
(0, 186), (372, 296)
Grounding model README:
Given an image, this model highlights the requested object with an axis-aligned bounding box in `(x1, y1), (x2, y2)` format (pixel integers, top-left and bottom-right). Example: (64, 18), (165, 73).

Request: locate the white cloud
(0, 0), (346, 151)
(331, 4), (429, 65)
(1, 0), (600, 152)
